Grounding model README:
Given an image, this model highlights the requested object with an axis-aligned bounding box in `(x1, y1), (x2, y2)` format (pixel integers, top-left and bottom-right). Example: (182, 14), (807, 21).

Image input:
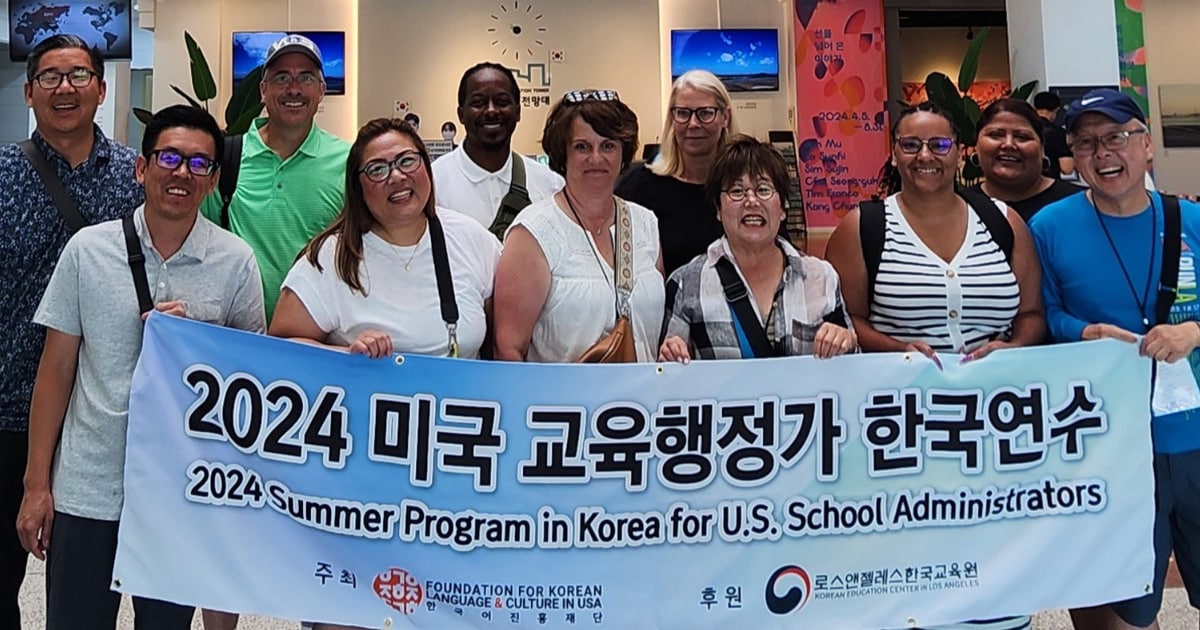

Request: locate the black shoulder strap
(121, 214), (154, 315)
(858, 199), (886, 306)
(960, 188), (1014, 264)
(427, 213), (461, 357)
(714, 257), (775, 358)
(218, 134), (244, 230)
(488, 152), (532, 240)
(18, 139), (87, 234)
(1158, 194), (1182, 326)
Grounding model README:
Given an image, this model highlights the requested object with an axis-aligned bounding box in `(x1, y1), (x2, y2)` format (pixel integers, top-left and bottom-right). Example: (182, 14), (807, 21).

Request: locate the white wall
(1005, 0), (1119, 90)
(658, 0), (795, 142)
(1143, 0), (1200, 194)
(151, 0), (359, 141)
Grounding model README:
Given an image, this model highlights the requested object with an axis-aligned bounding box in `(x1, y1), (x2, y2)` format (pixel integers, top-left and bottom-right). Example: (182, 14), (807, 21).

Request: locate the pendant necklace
(1093, 193), (1157, 330)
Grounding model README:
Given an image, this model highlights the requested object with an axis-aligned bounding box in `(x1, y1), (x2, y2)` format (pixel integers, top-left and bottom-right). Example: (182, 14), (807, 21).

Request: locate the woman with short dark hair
(493, 90), (664, 363)
(659, 134), (854, 361)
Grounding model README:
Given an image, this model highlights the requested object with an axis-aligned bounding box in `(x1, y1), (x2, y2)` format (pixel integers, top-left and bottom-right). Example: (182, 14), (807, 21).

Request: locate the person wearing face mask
(1031, 88), (1200, 630)
(658, 135), (855, 362)
(615, 69), (735, 277)
(432, 62), (563, 239)
(967, 99), (1081, 222)
(441, 121), (458, 148)
(198, 34), (351, 323)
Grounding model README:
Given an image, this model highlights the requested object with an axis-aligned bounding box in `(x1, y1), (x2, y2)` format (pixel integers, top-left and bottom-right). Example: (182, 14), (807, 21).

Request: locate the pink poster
(794, 0), (888, 229)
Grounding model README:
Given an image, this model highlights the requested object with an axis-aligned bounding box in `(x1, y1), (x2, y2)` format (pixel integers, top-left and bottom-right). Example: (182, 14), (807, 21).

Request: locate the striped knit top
(868, 194), (1020, 353)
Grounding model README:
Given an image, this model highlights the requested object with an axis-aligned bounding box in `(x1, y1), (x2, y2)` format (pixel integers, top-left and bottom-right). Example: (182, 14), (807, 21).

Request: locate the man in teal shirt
(200, 34), (350, 320)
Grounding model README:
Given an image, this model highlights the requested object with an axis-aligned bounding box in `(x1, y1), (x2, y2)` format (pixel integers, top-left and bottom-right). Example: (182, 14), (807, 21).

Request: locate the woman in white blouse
(493, 90), (665, 362)
(270, 118), (500, 361)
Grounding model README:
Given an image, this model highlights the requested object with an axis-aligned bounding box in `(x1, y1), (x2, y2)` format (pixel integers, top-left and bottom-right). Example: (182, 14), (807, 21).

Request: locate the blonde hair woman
(615, 69), (736, 275)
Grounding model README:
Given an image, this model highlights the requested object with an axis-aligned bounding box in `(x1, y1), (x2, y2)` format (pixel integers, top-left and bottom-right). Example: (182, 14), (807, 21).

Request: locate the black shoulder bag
(1157, 194), (1183, 325)
(428, 213), (461, 357)
(714, 257), (778, 358)
(487, 153), (532, 240)
(18, 139), (88, 233)
(121, 215), (154, 315)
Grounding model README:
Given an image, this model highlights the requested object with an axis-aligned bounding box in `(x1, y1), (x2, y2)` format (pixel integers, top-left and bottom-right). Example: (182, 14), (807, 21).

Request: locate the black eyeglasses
(149, 149), (217, 176)
(670, 106), (722, 124)
(33, 68), (96, 90)
(359, 151), (423, 182)
(563, 89), (619, 103)
(895, 136), (955, 156)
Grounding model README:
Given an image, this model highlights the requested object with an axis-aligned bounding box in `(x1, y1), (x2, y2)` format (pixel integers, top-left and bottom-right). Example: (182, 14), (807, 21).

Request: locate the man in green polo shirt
(200, 33), (350, 321)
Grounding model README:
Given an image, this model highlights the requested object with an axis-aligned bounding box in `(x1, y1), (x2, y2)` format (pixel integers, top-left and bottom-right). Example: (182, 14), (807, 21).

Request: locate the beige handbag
(576, 198), (637, 363)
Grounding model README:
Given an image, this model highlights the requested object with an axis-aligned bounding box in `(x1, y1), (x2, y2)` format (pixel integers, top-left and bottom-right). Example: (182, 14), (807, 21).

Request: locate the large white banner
(114, 313), (1156, 629)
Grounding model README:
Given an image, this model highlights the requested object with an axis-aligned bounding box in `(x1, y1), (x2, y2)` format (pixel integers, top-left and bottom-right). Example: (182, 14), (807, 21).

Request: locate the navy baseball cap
(1064, 88), (1146, 131)
(264, 34), (323, 70)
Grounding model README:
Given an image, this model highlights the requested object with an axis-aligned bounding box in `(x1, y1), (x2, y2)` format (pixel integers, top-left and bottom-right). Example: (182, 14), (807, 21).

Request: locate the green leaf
(924, 72), (960, 111)
(170, 84), (206, 110)
(1010, 80), (1039, 102)
(227, 103), (265, 135)
(225, 64), (264, 130)
(184, 31), (217, 102)
(132, 107), (154, 125)
(957, 26), (990, 93)
(962, 96), (982, 128)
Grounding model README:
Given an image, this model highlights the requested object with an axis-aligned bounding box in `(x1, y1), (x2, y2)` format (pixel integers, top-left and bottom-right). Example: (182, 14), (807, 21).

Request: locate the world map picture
(9, 0), (132, 61)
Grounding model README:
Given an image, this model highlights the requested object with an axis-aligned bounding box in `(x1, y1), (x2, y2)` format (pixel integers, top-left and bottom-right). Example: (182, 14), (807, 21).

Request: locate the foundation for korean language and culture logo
(374, 567), (424, 614)
(765, 565), (812, 615)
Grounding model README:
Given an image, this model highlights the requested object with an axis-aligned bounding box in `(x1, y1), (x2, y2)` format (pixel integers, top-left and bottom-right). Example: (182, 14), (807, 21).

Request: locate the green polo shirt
(201, 118), (350, 319)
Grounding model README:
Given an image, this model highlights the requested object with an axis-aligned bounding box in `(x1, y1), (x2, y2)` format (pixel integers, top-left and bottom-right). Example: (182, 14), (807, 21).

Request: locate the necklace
(563, 190), (612, 236)
(401, 243), (421, 271)
(1093, 193), (1157, 330)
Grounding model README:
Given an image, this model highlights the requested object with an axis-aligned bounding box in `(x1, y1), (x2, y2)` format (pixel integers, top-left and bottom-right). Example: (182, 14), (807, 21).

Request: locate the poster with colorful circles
(1113, 0), (1149, 117)
(793, 0), (888, 230)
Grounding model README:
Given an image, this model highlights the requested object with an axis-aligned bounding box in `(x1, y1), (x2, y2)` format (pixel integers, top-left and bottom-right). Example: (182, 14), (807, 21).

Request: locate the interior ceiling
(899, 10), (1007, 28)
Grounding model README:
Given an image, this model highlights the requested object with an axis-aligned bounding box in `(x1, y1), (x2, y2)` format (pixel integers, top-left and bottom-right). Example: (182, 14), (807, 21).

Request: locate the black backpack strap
(714, 257), (775, 358)
(1158, 194), (1182, 326)
(18, 139), (87, 234)
(858, 200), (886, 306)
(427, 212), (461, 357)
(218, 134), (244, 230)
(960, 188), (1014, 264)
(121, 214), (154, 315)
(488, 152), (532, 240)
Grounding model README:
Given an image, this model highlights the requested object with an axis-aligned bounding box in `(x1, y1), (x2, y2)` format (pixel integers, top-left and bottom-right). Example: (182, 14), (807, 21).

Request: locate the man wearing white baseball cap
(199, 33), (350, 324)
(1032, 87), (1200, 630)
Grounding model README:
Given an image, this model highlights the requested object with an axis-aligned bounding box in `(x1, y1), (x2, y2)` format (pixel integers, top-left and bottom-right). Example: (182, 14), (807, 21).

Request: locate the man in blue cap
(1031, 88), (1200, 629)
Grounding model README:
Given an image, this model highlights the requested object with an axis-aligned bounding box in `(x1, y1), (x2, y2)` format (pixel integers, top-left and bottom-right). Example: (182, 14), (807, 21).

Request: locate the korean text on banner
(114, 313), (1155, 629)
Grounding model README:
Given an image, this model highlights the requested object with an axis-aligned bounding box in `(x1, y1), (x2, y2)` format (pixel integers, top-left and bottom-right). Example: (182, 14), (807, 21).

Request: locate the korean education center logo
(765, 565), (812, 615)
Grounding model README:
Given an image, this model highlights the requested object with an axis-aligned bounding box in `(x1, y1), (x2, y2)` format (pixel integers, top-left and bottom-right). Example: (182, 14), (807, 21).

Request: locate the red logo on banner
(373, 568), (424, 614)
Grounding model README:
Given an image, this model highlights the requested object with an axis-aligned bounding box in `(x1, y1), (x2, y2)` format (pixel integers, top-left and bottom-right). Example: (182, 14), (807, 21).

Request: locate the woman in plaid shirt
(659, 135), (856, 362)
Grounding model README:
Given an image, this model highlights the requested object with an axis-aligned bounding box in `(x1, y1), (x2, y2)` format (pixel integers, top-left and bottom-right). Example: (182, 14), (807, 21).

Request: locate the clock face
(487, 1), (548, 62)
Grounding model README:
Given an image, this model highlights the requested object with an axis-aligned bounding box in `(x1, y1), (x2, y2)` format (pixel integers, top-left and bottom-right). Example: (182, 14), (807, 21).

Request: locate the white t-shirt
(282, 208), (501, 358)
(432, 145), (564, 228)
(511, 196), (664, 363)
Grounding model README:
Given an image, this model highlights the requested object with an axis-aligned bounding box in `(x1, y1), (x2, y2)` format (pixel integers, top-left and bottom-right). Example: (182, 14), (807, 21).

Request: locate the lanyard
(1093, 194), (1157, 330)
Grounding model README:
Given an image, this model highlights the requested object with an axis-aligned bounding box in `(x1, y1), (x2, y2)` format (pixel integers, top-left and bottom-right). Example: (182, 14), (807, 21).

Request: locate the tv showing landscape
(233, 30), (345, 95)
(670, 28), (779, 92)
(9, 0), (132, 62)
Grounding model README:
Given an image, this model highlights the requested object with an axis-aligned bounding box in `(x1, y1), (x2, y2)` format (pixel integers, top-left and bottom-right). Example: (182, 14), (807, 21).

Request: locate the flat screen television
(670, 28), (779, 92)
(9, 0), (133, 62)
(232, 30), (345, 95)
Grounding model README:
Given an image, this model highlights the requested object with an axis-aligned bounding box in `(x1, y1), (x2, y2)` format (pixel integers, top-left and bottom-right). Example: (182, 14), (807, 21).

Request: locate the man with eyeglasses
(200, 33), (350, 322)
(17, 105), (264, 630)
(0, 34), (143, 626)
(432, 62), (563, 239)
(1031, 88), (1200, 630)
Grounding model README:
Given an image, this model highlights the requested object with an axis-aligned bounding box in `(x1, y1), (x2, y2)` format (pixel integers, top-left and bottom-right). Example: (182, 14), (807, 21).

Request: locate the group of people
(0, 29), (1197, 630)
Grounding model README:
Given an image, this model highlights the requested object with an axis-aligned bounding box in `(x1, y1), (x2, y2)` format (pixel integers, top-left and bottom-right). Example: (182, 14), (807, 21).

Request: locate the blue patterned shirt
(0, 126), (143, 431)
